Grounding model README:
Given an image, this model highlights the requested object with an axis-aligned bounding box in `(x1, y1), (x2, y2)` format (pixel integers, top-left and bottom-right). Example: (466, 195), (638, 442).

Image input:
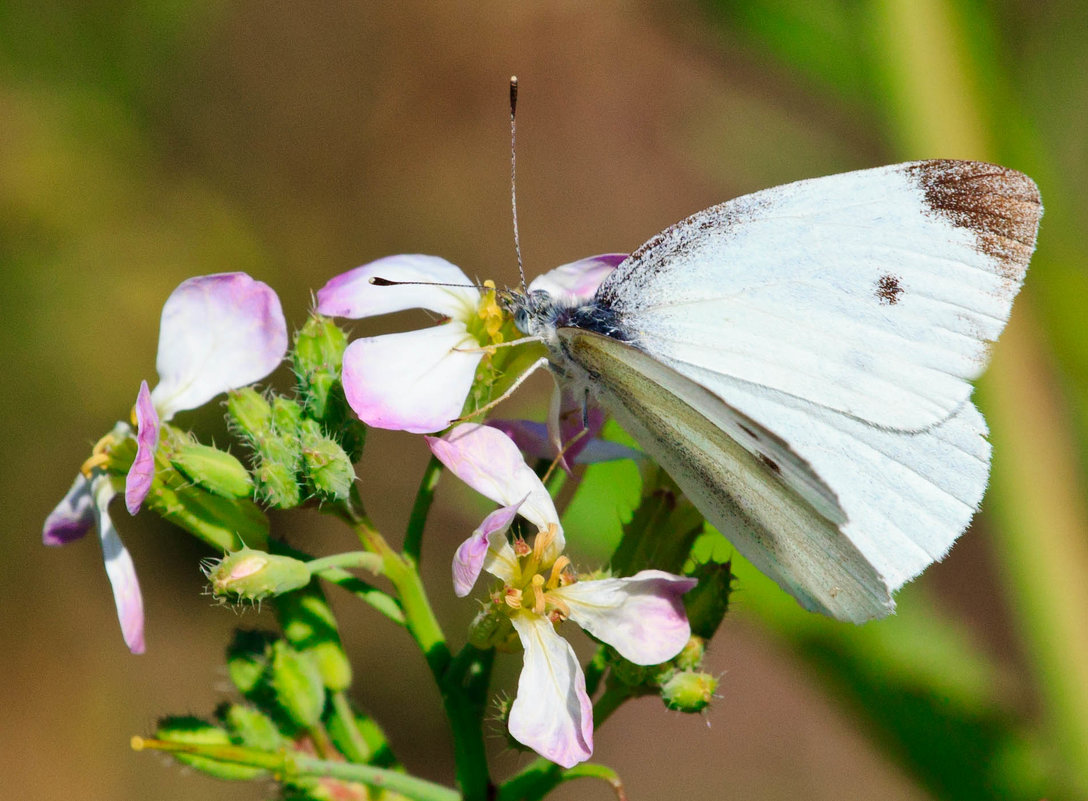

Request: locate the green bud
(273, 395), (304, 434)
(293, 315), (349, 419)
(206, 547), (313, 602)
(683, 558), (734, 640)
(226, 387), (274, 442)
(659, 670), (717, 713)
(146, 466), (269, 551)
(299, 419), (354, 501)
(672, 636), (707, 672)
(608, 654), (653, 688)
(155, 715), (267, 780)
(256, 457), (302, 509)
(216, 703), (286, 751)
(276, 584), (352, 691)
(226, 629), (276, 697)
(467, 608), (516, 650)
(269, 640), (326, 728)
(168, 438), (253, 499)
(249, 397), (304, 508)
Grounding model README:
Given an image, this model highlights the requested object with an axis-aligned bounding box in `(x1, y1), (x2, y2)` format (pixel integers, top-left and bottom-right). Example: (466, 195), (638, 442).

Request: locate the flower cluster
(44, 273), (287, 653)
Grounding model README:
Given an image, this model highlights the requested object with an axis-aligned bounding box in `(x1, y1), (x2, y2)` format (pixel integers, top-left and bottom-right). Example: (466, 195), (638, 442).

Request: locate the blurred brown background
(4, 2), (1087, 799)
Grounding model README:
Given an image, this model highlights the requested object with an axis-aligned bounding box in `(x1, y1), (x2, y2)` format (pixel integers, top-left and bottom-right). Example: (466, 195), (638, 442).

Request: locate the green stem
(132, 737), (460, 801)
(305, 551), (383, 575)
(404, 455), (443, 563)
(271, 541), (404, 626)
(497, 759), (627, 801)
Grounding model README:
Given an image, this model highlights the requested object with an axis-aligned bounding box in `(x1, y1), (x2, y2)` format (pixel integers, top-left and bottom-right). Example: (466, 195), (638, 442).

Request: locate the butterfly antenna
(510, 75), (527, 291)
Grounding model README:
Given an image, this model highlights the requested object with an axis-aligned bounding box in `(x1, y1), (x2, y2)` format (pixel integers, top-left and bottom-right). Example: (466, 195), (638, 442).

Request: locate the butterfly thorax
(501, 288), (636, 347)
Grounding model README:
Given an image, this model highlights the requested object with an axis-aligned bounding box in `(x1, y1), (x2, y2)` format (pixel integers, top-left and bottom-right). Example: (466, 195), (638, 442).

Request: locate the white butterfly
(504, 160), (1042, 623)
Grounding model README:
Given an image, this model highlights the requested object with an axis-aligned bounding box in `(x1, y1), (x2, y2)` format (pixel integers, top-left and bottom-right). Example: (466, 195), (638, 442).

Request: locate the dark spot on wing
(903, 160), (1042, 280)
(758, 453), (781, 474)
(875, 273), (903, 305)
(738, 423), (758, 440)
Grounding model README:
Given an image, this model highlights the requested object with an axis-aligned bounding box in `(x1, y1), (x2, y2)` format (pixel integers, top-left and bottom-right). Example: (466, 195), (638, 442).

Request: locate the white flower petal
(527, 254), (626, 303)
(316, 255), (480, 320)
(342, 321), (483, 433)
(151, 273), (287, 419)
(43, 473), (96, 545)
(508, 612), (593, 768)
(91, 475), (146, 654)
(556, 570), (696, 665)
(427, 424), (563, 549)
(453, 503), (520, 596)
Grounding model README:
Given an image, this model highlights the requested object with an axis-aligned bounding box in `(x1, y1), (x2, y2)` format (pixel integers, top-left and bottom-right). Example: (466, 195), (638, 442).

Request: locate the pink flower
(316, 254), (625, 434)
(428, 424), (695, 767)
(43, 273), (287, 653)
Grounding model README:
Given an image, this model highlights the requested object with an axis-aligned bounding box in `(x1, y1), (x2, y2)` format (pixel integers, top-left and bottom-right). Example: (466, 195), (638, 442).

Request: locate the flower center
(499, 524), (576, 622)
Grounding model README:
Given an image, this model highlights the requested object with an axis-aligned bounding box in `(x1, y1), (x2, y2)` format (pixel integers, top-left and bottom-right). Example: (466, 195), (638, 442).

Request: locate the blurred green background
(3, 1), (1087, 799)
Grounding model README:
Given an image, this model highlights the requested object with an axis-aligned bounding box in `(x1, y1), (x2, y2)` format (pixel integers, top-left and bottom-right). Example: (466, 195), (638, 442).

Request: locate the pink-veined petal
(556, 570), (696, 665)
(43, 473), (95, 545)
(316, 255), (479, 320)
(453, 502), (520, 596)
(342, 322), (482, 433)
(508, 612), (593, 768)
(151, 273), (287, 419)
(426, 424), (562, 549)
(125, 380), (159, 515)
(91, 475), (146, 654)
(527, 254), (626, 303)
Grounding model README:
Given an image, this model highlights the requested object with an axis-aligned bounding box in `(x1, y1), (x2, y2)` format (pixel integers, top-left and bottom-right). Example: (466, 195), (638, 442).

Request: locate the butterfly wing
(597, 160), (1041, 432)
(558, 329), (895, 622)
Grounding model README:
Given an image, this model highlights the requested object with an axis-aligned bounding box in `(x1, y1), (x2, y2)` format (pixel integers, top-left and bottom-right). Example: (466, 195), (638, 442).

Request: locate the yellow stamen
(546, 556), (571, 590)
(80, 432), (118, 477)
(477, 280), (505, 344)
(532, 524), (558, 562)
(503, 587), (523, 609)
(530, 575), (547, 615)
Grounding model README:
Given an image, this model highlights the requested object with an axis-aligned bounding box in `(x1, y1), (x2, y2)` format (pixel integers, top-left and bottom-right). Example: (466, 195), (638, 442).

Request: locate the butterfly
(502, 159), (1042, 622)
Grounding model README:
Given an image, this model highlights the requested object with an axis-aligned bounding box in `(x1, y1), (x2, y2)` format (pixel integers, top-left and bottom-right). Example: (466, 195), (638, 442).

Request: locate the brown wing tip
(903, 160), (1042, 280)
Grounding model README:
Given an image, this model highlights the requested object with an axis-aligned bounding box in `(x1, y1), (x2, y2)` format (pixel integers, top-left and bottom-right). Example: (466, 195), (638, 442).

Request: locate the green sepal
(155, 716), (268, 780)
(226, 387), (274, 443)
(270, 640), (326, 729)
(276, 584), (353, 691)
(683, 557), (734, 640)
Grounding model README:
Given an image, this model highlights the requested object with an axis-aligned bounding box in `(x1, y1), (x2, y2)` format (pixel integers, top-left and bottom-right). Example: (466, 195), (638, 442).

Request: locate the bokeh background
(3, 2), (1087, 799)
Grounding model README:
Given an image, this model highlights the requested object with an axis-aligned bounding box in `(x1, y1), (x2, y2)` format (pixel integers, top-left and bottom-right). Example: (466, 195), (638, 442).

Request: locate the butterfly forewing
(596, 160), (1041, 432)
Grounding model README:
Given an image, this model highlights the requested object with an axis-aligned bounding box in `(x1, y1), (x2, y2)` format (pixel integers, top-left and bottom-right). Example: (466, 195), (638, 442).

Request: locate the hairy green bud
(299, 419), (354, 502)
(206, 548), (312, 601)
(269, 640), (326, 728)
(660, 670), (717, 713)
(684, 558), (734, 640)
(226, 387), (273, 442)
(169, 439), (253, 499)
(155, 716), (267, 780)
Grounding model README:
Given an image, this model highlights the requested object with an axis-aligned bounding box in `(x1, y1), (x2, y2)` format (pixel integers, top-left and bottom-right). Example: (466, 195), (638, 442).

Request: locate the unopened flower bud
(660, 670), (717, 713)
(155, 715), (267, 780)
(227, 387), (274, 442)
(216, 702), (286, 751)
(269, 640), (326, 728)
(147, 468), (269, 551)
(673, 636), (707, 671)
(168, 438), (253, 499)
(293, 315), (349, 418)
(226, 629), (276, 697)
(467, 608), (515, 650)
(276, 585), (352, 692)
(300, 419), (354, 502)
(207, 547), (312, 601)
